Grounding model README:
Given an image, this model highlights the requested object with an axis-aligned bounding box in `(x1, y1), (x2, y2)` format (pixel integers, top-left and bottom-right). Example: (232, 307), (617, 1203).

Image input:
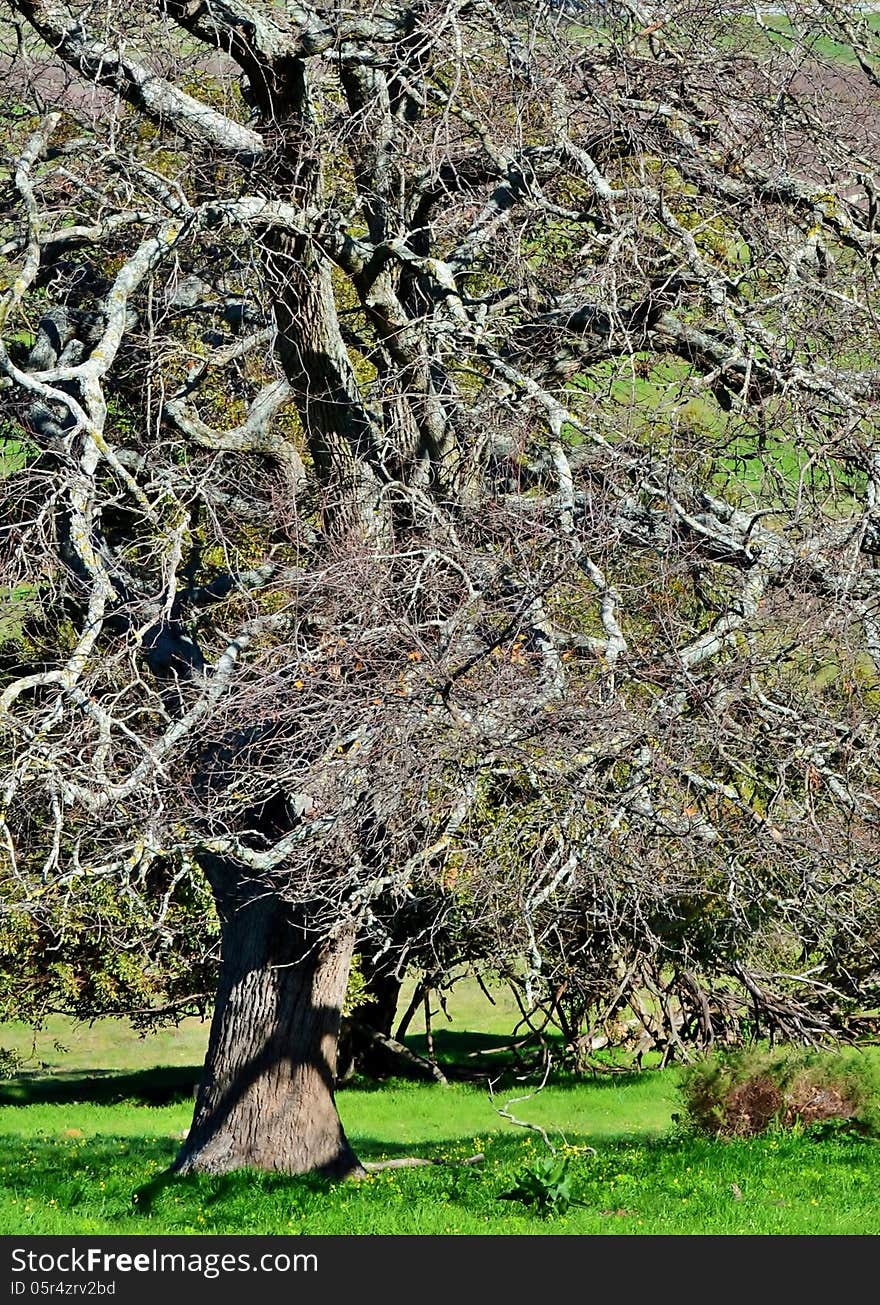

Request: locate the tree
(2, 0), (880, 1177)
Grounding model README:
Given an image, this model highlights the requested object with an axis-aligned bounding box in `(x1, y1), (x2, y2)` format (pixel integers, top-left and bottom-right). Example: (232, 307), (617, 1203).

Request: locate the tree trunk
(338, 960), (403, 1079)
(174, 884), (363, 1178)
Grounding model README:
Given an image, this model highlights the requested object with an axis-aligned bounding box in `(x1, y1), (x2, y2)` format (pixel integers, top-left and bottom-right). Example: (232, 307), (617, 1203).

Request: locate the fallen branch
(467, 1036), (537, 1057)
(362, 1153), (485, 1172)
(351, 1021), (449, 1085)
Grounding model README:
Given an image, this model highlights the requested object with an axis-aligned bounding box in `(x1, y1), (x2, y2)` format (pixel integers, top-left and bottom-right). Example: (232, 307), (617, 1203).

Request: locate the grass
(569, 352), (870, 518)
(757, 11), (880, 64)
(565, 8), (880, 66)
(1, 1081), (877, 1235)
(1, 991), (879, 1235)
(0, 1015), (213, 1075)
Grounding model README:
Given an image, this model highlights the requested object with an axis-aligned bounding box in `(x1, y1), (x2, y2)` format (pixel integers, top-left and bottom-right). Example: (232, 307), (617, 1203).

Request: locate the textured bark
(174, 884), (363, 1178)
(9, 0), (264, 156)
(260, 62), (385, 537)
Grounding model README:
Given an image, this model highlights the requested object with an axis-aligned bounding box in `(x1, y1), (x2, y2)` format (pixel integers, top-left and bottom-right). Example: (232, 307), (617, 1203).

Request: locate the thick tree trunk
(338, 961), (403, 1079)
(359, 967), (403, 1041)
(174, 885), (363, 1178)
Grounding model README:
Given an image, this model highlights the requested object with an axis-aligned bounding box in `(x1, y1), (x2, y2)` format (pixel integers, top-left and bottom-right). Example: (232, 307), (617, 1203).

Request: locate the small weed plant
(499, 1153), (575, 1217)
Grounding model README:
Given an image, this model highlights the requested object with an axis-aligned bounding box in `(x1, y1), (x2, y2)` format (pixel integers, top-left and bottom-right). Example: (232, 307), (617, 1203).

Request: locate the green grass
(569, 352), (871, 515)
(0, 422), (36, 477)
(565, 9), (880, 66)
(1, 1079), (877, 1234)
(1, 993), (879, 1235)
(0, 1015), (213, 1075)
(758, 12), (880, 64)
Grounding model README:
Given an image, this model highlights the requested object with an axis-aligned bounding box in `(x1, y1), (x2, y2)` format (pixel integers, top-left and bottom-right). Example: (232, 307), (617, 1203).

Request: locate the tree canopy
(2, 0), (880, 1174)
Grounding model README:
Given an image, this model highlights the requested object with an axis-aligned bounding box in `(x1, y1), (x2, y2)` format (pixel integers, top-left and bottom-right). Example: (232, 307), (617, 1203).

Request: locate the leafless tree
(2, 0), (880, 1176)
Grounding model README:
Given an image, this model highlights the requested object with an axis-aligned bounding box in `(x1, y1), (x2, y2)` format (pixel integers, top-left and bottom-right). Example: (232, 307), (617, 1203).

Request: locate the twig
(489, 1053), (557, 1152)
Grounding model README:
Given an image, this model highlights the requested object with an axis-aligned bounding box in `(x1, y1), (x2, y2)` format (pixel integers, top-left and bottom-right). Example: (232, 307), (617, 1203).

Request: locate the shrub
(679, 1047), (880, 1138)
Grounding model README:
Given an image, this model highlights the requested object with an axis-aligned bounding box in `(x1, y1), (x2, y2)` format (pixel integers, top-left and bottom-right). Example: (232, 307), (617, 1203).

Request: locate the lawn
(1, 992), (878, 1236)
(756, 10), (880, 64)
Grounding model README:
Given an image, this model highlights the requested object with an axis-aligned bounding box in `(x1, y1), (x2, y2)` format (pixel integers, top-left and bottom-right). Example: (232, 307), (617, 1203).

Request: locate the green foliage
(498, 1152), (574, 1216)
(679, 1047), (880, 1139)
(0, 1048), (25, 1080)
(0, 864), (219, 1030)
(0, 419), (37, 477)
(342, 955), (370, 1018)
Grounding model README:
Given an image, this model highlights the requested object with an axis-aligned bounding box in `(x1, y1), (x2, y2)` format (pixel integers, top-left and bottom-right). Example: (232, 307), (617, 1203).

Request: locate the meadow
(1, 987), (878, 1236)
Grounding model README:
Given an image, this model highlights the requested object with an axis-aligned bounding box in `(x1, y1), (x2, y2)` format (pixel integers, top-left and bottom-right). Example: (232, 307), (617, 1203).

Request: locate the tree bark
(174, 881), (363, 1178)
(338, 960), (403, 1079)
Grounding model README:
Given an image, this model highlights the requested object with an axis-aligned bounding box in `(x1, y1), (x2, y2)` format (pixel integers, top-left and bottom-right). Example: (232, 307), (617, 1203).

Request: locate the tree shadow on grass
(1, 1038), (667, 1110)
(0, 1133), (179, 1219)
(131, 1163), (340, 1213)
(0, 1066), (200, 1107)
(5, 1127), (751, 1234)
(0, 1131), (343, 1228)
(131, 1131), (538, 1214)
(394, 1023), (668, 1085)
(398, 1030), (667, 1090)
(341, 1029), (566, 1088)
